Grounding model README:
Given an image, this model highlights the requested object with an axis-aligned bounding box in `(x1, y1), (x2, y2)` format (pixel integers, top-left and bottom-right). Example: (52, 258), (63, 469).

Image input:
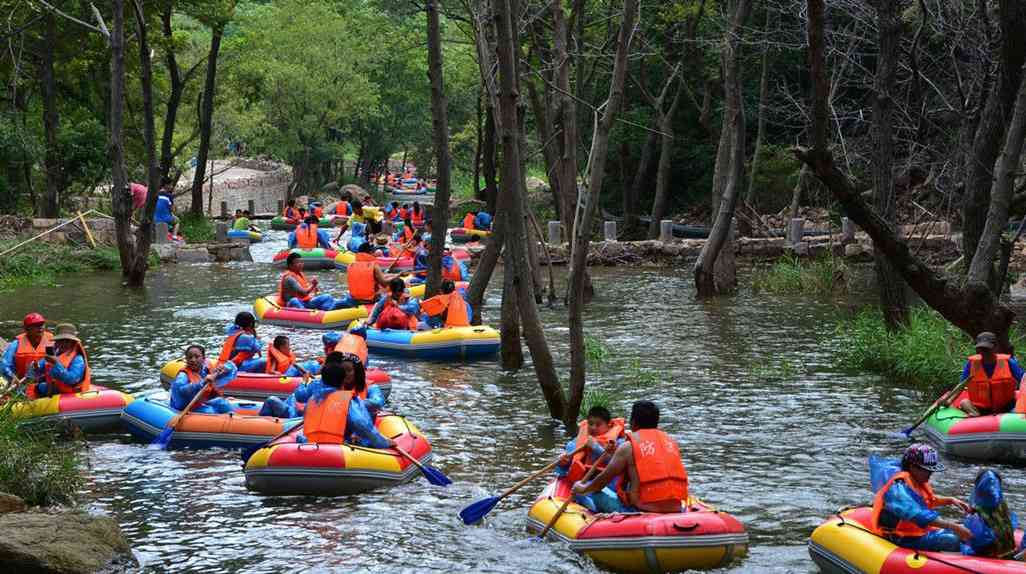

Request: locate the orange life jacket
(442, 259), (463, 282)
(376, 297), (418, 330)
(337, 202), (351, 216)
(444, 293), (469, 327)
(180, 366), (203, 384)
(617, 428), (688, 506)
(13, 331), (53, 378)
(277, 270), (313, 306)
(43, 342), (91, 394)
(567, 418), (626, 483)
(462, 213), (476, 230)
(296, 224), (319, 249)
(312, 206), (324, 218)
(335, 333), (369, 365)
(217, 331), (255, 368)
(403, 225), (414, 243)
(304, 390), (353, 444)
(400, 208), (409, 220)
(347, 252), (379, 302)
(265, 344), (296, 374)
(411, 209), (425, 226)
(284, 207), (299, 222)
(870, 471), (937, 537)
(967, 354), (1018, 410)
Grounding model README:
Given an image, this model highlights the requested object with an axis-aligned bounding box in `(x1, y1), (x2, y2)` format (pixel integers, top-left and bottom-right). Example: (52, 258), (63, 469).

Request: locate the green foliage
(745, 357), (804, 381)
(179, 213), (215, 243)
(0, 241), (122, 291)
(0, 401), (85, 507)
(585, 335), (610, 366)
(751, 255), (850, 295)
(837, 307), (1026, 391)
(748, 144), (801, 212)
(579, 388), (617, 416)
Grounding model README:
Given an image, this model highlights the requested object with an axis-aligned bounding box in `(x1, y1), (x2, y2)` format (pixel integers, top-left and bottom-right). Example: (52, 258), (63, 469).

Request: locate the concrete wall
(173, 168), (291, 215)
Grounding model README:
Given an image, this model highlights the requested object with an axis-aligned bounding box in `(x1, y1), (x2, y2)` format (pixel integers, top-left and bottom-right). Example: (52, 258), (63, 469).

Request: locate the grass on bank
(837, 307), (1026, 392)
(179, 213), (214, 243)
(0, 401), (85, 506)
(0, 240), (122, 291)
(751, 255), (850, 295)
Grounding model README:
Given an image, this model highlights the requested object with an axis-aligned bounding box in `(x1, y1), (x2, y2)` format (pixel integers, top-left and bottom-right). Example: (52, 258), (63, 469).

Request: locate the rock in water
(0, 511), (135, 573)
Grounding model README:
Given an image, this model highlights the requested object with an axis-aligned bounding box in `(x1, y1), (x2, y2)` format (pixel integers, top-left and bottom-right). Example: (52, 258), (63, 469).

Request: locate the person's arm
(373, 264), (389, 287)
(290, 379), (316, 404)
(400, 298), (420, 317)
(364, 385), (385, 413)
(0, 340), (17, 379)
(348, 399), (393, 449)
(46, 355), (86, 388)
(883, 480), (969, 539)
(573, 443), (631, 495)
(367, 298), (386, 325)
(237, 334), (263, 356)
(317, 230), (332, 249)
(933, 495), (972, 513)
(962, 361), (971, 382)
(555, 440), (577, 476)
(287, 232), (297, 249)
(170, 372), (206, 410)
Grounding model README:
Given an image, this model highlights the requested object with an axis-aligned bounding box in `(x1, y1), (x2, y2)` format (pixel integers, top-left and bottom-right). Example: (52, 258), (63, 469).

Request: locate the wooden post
(277, 199), (284, 214)
(788, 218), (805, 246)
(215, 221), (228, 242)
(247, 199), (255, 214)
(155, 222), (169, 244)
(220, 201), (228, 218)
(604, 221), (617, 242)
(841, 217), (855, 243)
(547, 220), (561, 244)
(659, 220), (673, 242)
(76, 211), (97, 248)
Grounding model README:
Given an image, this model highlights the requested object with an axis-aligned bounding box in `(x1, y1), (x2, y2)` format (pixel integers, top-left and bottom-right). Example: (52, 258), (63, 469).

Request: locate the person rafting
(337, 242), (390, 308)
(555, 406), (625, 512)
(22, 323), (91, 397)
(462, 211), (477, 230)
(262, 354), (387, 430)
(217, 312), (264, 372)
(283, 199), (300, 224)
(1, 313), (52, 382)
(288, 215), (332, 250)
(870, 443), (972, 552)
(278, 252), (342, 310)
(572, 401), (689, 514)
(957, 332), (1025, 417)
(369, 277), (420, 330)
(171, 344), (239, 414)
(233, 210), (259, 232)
(475, 211), (492, 231)
(420, 279), (471, 328)
(411, 201), (425, 228)
(263, 336), (309, 377)
(962, 469), (1022, 558)
(310, 202), (324, 219)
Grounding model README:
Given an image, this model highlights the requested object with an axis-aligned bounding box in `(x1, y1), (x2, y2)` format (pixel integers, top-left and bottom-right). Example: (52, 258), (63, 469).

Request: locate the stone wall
(173, 167), (291, 215)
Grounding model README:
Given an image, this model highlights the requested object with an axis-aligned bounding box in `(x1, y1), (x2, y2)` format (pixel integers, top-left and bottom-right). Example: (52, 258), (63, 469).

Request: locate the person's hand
(571, 481), (589, 495)
(43, 354), (56, 365)
(953, 523), (972, 541)
(558, 453), (571, 466)
(950, 498), (972, 513)
(603, 440), (617, 455)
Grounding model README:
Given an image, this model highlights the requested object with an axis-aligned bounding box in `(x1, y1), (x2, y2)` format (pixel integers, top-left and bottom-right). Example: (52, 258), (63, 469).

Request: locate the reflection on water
(1, 230), (1020, 573)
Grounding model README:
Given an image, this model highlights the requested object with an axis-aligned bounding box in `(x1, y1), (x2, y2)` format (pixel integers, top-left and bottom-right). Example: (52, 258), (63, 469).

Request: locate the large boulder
(341, 184), (366, 200)
(0, 511), (135, 573)
(0, 492), (26, 514)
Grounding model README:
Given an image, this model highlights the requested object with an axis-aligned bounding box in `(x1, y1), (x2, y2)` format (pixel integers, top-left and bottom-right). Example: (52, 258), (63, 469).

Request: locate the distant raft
(243, 413), (433, 495)
(363, 324), (500, 360)
(158, 360), (391, 401)
(449, 228), (490, 244)
(271, 247), (339, 270)
(270, 216), (337, 231)
(227, 229), (263, 243)
(3, 380), (133, 433)
(923, 389), (1026, 462)
(120, 396), (299, 449)
(253, 296), (372, 330)
(809, 507), (1026, 574)
(526, 478), (749, 573)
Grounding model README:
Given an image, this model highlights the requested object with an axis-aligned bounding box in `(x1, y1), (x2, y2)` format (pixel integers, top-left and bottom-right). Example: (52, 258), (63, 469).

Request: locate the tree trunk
(553, 1), (578, 238)
(467, 198), (506, 325)
(500, 256), (524, 369)
(745, 8), (771, 208)
(128, 0), (161, 287)
(159, 4), (184, 187)
(871, 0), (909, 330)
(494, 0), (565, 419)
(649, 84), (684, 239)
(424, 0), (452, 298)
(473, 83), (484, 201)
(111, 0), (133, 276)
(483, 103), (498, 213)
(190, 23), (224, 216)
(565, 0), (638, 429)
(40, 12), (61, 218)
(630, 129), (657, 238)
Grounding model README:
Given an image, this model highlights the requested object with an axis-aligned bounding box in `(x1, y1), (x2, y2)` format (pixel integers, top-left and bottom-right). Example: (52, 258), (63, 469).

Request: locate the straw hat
(52, 323), (81, 343)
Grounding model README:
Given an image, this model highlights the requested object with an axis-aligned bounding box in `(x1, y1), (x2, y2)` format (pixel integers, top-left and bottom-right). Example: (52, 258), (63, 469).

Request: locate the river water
(3, 231), (1023, 573)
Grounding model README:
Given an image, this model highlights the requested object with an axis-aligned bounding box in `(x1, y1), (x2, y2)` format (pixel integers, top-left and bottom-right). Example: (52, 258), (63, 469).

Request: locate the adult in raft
(288, 215), (332, 250)
(957, 331), (1025, 417)
(368, 277), (420, 330)
(555, 406), (624, 512)
(21, 323), (92, 397)
(869, 443), (972, 552)
(283, 199), (301, 224)
(278, 252), (343, 310)
(572, 401), (688, 513)
(171, 344), (239, 414)
(419, 279), (472, 328)
(218, 312), (264, 372)
(1, 313), (52, 383)
(336, 242), (390, 308)
(260, 352), (386, 425)
(233, 210), (259, 233)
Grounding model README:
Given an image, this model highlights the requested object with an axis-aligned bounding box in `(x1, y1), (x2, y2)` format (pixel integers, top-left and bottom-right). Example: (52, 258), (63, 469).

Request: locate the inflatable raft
(3, 380), (133, 433)
(244, 413), (433, 495)
(334, 247), (471, 271)
(271, 247), (339, 270)
(121, 396), (299, 449)
(270, 216), (336, 231)
(253, 296), (372, 329)
(923, 390), (1026, 462)
(364, 324), (500, 360)
(227, 229), (262, 243)
(527, 478), (748, 573)
(450, 227), (490, 243)
(158, 360), (391, 401)
(809, 507), (1026, 574)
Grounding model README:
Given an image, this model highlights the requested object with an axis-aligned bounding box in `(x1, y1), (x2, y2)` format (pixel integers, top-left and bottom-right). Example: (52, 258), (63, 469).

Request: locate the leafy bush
(751, 255), (850, 295)
(0, 241), (124, 291)
(579, 388), (616, 417)
(179, 213), (214, 243)
(0, 401), (85, 507)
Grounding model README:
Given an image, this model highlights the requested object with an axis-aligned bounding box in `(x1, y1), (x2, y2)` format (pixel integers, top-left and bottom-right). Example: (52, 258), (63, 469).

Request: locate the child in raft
(246, 335), (311, 377)
(170, 344), (239, 414)
(217, 312), (264, 373)
(259, 352), (386, 426)
(555, 406), (625, 513)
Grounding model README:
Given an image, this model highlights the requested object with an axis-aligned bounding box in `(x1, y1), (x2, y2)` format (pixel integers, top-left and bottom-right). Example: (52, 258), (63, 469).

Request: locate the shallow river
(2, 231), (1022, 573)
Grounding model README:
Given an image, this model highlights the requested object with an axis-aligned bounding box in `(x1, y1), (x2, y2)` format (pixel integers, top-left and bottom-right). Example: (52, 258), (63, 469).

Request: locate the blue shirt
(155, 195), (174, 224)
(880, 478), (938, 530)
(297, 383), (389, 448)
(28, 355), (86, 386)
(169, 362), (238, 411)
(554, 437), (623, 478)
(223, 324), (263, 362)
(961, 357), (1025, 385)
(288, 226), (332, 249)
(0, 339), (19, 379)
(475, 212), (492, 230)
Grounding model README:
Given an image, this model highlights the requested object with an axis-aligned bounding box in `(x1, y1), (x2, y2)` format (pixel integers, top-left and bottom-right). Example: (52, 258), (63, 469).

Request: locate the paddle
(241, 420), (303, 464)
(900, 376), (970, 438)
(536, 448), (612, 540)
(151, 380), (214, 449)
(459, 444), (590, 525)
(384, 239), (414, 273)
(393, 443), (452, 486)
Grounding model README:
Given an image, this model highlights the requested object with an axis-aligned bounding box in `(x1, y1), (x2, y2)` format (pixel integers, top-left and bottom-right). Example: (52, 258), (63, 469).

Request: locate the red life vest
(444, 293), (469, 327)
(179, 366), (203, 384)
(277, 270), (313, 306)
(347, 253), (379, 302)
(462, 213), (476, 230)
(411, 209), (425, 227)
(870, 471), (937, 537)
(217, 331), (255, 368)
(13, 331), (53, 378)
(337, 202), (351, 216)
(567, 418), (625, 482)
(296, 224), (319, 249)
(387, 207), (399, 220)
(376, 297), (418, 330)
(400, 208), (409, 220)
(43, 342), (91, 394)
(403, 225), (414, 243)
(967, 354), (1018, 411)
(617, 429), (688, 507)
(304, 390), (353, 444)
(265, 344), (296, 374)
(442, 259), (463, 282)
(284, 207), (299, 223)
(312, 206), (324, 218)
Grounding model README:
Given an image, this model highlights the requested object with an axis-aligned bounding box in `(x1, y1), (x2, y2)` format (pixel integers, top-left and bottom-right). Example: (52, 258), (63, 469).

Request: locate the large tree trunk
(649, 84), (684, 239)
(495, 0), (566, 420)
(745, 8), (771, 208)
(871, 0), (909, 330)
(694, 0), (751, 297)
(466, 208), (505, 325)
(190, 23), (224, 216)
(482, 103), (498, 213)
(629, 128), (657, 238)
(40, 12), (61, 218)
(565, 0), (638, 429)
(424, 0), (452, 297)
(111, 0), (133, 276)
(500, 258), (524, 368)
(159, 4), (185, 187)
(553, 1), (578, 239)
(473, 84), (484, 201)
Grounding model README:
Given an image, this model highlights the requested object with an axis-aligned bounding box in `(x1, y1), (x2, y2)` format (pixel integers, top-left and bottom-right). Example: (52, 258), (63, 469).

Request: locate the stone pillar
(788, 218), (805, 246)
(841, 217), (856, 243)
(247, 199), (255, 214)
(155, 222), (169, 244)
(220, 201), (228, 218)
(547, 221), (561, 245)
(659, 220), (673, 242)
(215, 221), (228, 243)
(604, 221), (617, 242)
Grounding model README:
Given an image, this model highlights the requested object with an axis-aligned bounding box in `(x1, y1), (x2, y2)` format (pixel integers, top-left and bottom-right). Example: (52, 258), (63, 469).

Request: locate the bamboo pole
(76, 210), (97, 248)
(0, 209), (101, 258)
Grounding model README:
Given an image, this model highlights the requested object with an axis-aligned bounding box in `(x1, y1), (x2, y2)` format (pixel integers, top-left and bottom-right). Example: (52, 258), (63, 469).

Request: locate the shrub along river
(3, 231), (1022, 573)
